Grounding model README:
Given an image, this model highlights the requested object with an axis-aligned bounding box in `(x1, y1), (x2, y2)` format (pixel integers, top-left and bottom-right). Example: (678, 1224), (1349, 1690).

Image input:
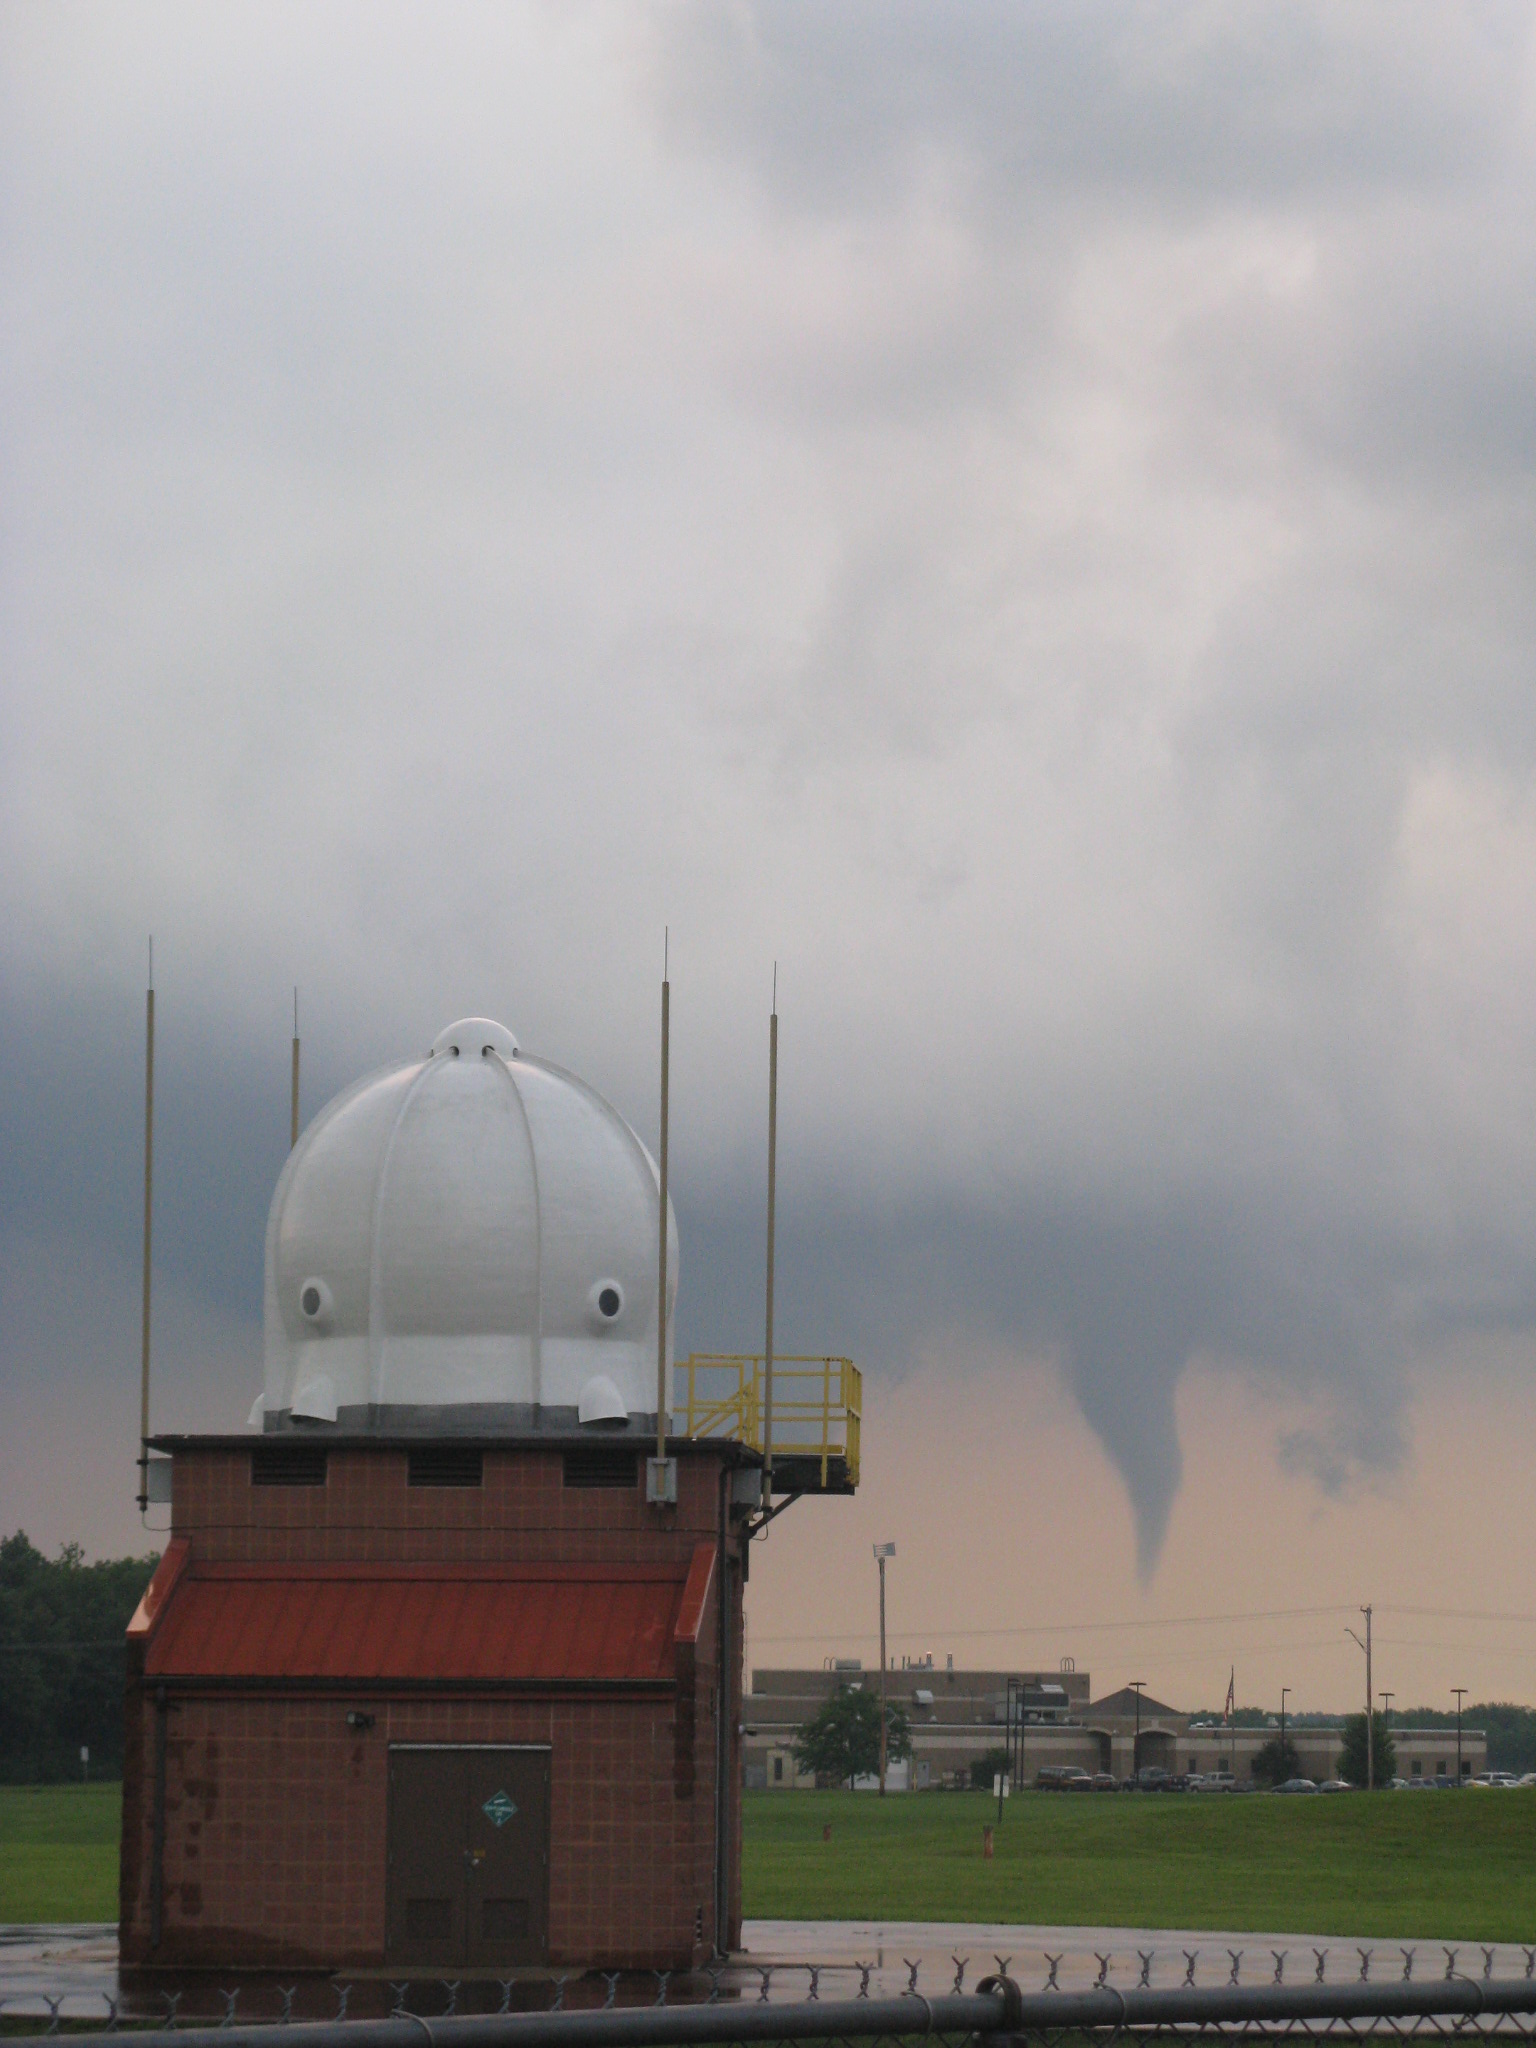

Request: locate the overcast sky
(3, 3), (1534, 1694)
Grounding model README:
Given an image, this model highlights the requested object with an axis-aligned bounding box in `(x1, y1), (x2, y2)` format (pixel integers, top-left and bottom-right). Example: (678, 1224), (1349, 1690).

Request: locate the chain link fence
(3, 1943), (1535, 2045)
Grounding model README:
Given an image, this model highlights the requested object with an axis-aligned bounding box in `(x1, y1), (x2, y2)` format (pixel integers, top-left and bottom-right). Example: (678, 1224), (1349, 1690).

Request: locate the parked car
(1035, 1766), (1071, 1790)
(1134, 1766), (1172, 1791)
(1274, 1777), (1318, 1794)
(1092, 1773), (1119, 1791)
(1318, 1779), (1353, 1793)
(1195, 1771), (1235, 1792)
(1064, 1768), (1095, 1791)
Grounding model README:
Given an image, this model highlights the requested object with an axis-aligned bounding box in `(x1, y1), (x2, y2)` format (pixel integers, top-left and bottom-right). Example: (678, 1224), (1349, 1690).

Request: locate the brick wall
(170, 1444), (727, 1567)
(122, 1441), (744, 1973)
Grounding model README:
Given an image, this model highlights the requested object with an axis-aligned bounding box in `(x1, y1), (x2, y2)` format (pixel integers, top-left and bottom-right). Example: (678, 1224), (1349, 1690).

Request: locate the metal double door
(386, 1745), (550, 1967)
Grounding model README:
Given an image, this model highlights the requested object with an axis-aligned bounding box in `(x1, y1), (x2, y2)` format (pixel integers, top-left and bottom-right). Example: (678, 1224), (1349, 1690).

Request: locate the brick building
(120, 1015), (857, 1978)
(120, 1434), (751, 1973)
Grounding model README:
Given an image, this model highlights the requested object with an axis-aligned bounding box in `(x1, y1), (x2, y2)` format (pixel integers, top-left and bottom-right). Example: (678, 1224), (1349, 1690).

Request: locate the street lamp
(1005, 1674), (1026, 1816)
(1129, 1680), (1146, 1781)
(874, 1543), (896, 1795)
(1452, 1688), (1467, 1788)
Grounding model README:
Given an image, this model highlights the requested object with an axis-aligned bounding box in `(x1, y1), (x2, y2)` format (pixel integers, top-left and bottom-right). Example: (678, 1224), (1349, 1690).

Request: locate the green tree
(1337, 1712), (1396, 1788)
(0, 1531), (159, 1781)
(1250, 1734), (1302, 1787)
(792, 1685), (911, 1789)
(969, 1745), (1012, 1791)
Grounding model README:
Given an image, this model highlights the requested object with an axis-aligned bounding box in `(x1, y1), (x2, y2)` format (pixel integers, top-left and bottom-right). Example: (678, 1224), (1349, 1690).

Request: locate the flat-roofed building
(744, 1664), (1100, 1787)
(743, 1664), (1487, 1788)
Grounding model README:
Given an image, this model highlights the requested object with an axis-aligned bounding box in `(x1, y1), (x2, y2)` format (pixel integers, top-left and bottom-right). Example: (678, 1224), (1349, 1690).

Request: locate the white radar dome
(257, 1017), (677, 1434)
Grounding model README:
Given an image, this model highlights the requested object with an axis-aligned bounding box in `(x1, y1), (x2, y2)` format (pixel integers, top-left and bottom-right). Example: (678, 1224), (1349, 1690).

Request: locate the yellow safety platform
(674, 1354), (861, 1494)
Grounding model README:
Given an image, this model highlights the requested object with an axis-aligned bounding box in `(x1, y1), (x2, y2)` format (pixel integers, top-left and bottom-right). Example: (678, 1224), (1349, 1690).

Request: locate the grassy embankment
(2, 1784), (1532, 1941)
(0, 1784), (120, 1923)
(743, 1789), (1536, 1942)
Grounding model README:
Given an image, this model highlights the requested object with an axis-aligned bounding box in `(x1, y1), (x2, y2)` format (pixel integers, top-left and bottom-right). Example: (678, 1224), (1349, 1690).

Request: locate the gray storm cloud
(2, 1), (1534, 1568)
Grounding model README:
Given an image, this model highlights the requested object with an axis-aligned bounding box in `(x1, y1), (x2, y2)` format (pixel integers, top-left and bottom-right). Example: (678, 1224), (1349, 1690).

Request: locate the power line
(749, 1602), (1357, 1647)
(1375, 1635), (1536, 1659)
(1381, 1606), (1536, 1626)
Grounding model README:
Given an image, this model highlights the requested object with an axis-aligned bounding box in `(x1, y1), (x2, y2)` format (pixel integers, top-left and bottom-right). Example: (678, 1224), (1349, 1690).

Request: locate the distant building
(743, 1664), (1486, 1787)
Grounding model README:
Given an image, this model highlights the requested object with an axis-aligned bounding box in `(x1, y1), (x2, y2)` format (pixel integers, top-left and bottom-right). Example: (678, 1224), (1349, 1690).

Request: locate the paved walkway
(739, 1920), (1534, 1997)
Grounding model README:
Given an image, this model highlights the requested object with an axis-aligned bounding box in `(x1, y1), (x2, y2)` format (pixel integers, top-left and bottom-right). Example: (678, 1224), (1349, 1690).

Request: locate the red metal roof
(141, 1556), (713, 1686)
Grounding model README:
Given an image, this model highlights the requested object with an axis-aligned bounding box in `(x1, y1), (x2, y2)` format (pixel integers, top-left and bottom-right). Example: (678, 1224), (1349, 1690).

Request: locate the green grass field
(0, 1785), (121, 1924)
(742, 1789), (1536, 1941)
(1, 1785), (1531, 1941)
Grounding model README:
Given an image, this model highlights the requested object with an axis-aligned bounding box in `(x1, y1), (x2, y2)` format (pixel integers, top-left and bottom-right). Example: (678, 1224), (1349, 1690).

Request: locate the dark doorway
(386, 1746), (550, 1967)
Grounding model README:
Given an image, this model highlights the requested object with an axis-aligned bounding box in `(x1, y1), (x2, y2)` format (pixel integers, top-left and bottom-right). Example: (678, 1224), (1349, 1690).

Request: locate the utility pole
(874, 1543), (895, 1795)
(1453, 1688), (1467, 1788)
(1280, 1686), (1290, 1779)
(1345, 1609), (1374, 1789)
(1129, 1679), (1146, 1781)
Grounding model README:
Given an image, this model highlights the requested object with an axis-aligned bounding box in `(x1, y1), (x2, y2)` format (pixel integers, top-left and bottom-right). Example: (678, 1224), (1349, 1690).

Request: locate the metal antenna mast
(647, 931), (676, 1506)
(761, 964), (778, 1511)
(656, 932), (670, 1466)
(137, 938), (155, 1514)
(290, 987), (300, 1149)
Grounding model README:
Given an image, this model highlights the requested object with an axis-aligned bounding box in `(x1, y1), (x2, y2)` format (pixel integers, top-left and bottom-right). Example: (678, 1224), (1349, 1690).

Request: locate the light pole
(1005, 1674), (1025, 1815)
(1280, 1687), (1290, 1782)
(1453, 1688), (1467, 1787)
(1129, 1679), (1146, 1781)
(874, 1543), (896, 1795)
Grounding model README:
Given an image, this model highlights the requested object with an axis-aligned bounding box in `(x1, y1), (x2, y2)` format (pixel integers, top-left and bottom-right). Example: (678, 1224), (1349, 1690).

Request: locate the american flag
(1224, 1668), (1235, 1722)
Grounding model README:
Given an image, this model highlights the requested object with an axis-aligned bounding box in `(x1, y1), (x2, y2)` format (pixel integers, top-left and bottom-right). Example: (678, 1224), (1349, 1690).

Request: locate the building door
(387, 1747), (550, 1967)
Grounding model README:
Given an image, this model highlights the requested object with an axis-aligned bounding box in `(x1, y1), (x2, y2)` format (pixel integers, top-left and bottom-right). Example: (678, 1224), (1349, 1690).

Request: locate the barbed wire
(4, 1941), (1536, 2033)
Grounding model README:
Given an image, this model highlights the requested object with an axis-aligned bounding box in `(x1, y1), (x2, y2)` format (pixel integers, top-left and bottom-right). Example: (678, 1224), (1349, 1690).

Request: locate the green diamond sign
(482, 1790), (517, 1828)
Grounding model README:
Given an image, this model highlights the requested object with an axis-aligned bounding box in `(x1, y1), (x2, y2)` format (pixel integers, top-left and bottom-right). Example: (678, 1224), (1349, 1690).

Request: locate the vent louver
(562, 1447), (638, 1490)
(251, 1444), (328, 1487)
(407, 1446), (484, 1488)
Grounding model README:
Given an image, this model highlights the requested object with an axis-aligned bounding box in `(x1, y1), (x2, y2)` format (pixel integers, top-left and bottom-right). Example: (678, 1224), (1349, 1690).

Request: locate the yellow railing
(674, 1355), (861, 1491)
